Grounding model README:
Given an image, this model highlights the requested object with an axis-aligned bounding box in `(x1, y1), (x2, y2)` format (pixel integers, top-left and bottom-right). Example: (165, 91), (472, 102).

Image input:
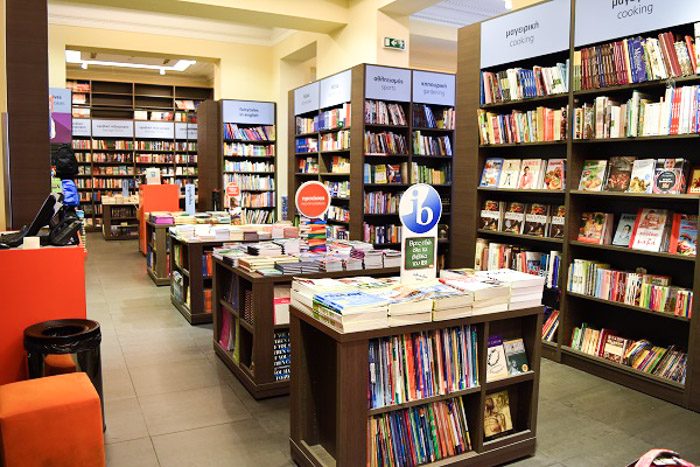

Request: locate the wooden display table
(138, 184), (180, 255)
(146, 221), (172, 286)
(212, 260), (399, 399)
(290, 305), (543, 467)
(102, 202), (139, 241)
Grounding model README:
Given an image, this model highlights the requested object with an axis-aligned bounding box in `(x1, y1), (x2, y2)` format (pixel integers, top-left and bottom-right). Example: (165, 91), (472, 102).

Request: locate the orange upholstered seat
(0, 372), (105, 467)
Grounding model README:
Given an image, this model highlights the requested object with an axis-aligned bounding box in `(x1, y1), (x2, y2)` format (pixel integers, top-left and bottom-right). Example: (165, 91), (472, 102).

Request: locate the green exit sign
(384, 37), (405, 50)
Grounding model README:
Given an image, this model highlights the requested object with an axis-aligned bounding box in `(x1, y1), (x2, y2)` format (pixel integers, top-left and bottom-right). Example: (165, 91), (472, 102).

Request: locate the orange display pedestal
(0, 246), (87, 385)
(138, 184), (180, 255)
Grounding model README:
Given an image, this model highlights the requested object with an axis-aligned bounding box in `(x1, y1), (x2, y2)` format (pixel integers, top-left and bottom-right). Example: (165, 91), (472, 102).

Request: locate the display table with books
(102, 201), (139, 241)
(146, 220), (173, 286)
(289, 269), (545, 466)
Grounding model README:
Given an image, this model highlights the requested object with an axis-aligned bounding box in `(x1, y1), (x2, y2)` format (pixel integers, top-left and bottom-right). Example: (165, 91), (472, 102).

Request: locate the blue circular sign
(399, 184), (443, 235)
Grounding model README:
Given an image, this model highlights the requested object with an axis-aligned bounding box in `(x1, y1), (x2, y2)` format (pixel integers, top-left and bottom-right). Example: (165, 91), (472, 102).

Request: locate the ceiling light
(81, 62), (88, 70)
(504, 0), (513, 9)
(160, 69), (165, 76)
(64, 50), (197, 73)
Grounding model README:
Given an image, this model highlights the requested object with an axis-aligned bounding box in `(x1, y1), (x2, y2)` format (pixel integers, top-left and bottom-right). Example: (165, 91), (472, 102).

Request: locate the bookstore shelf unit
(288, 64), (456, 265)
(67, 79), (212, 230)
(146, 221), (171, 286)
(102, 202), (139, 241)
(197, 99), (277, 221)
(455, 0), (700, 410)
(212, 259), (399, 399)
(289, 305), (543, 466)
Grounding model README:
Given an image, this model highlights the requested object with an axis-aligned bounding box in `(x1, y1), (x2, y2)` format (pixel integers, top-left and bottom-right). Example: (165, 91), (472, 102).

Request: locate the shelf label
(91, 119), (134, 138)
(365, 65), (411, 102)
(49, 88), (72, 144)
(223, 100), (275, 125)
(175, 122), (198, 140)
(135, 121), (174, 139)
(412, 71), (455, 106)
(399, 184), (442, 284)
(185, 184), (196, 215)
(320, 70), (352, 108)
(480, 0), (570, 69)
(295, 181), (330, 219)
(575, 0), (700, 46)
(72, 118), (91, 137)
(294, 82), (320, 115)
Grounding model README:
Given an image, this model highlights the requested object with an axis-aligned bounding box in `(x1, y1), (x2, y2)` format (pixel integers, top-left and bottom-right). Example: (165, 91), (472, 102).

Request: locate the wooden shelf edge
(485, 371), (535, 391)
(566, 291), (691, 322)
(477, 229), (564, 244)
(569, 240), (696, 262)
(368, 385), (481, 416)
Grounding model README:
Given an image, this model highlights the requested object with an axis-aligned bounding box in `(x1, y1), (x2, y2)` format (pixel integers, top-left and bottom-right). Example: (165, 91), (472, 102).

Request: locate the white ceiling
(412, 0), (508, 28)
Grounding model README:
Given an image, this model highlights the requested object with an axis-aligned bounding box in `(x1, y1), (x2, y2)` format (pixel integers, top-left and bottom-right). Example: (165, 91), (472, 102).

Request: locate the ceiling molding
(411, 0), (507, 28)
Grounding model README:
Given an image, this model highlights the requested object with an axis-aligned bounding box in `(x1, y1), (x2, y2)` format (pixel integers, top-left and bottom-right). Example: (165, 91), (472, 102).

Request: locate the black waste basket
(24, 319), (104, 428)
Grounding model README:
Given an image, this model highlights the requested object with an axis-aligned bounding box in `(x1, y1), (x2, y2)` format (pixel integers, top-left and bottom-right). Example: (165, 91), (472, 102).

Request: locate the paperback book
(543, 159), (565, 190)
(518, 159), (544, 189)
(605, 156), (635, 192)
(480, 158), (503, 187)
(577, 212), (613, 245)
(499, 159), (521, 189)
(502, 202), (526, 234)
(480, 200), (504, 231)
(578, 160), (607, 191)
(523, 203), (550, 237)
(612, 213), (637, 247)
(484, 391), (513, 439)
(627, 159), (656, 194)
(653, 158), (689, 194)
(630, 208), (670, 252)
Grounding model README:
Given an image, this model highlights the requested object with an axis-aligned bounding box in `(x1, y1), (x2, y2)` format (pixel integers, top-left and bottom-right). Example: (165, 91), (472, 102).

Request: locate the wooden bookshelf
(212, 258), (399, 399)
(101, 202), (139, 241)
(289, 305), (543, 466)
(455, 4), (700, 411)
(146, 221), (172, 286)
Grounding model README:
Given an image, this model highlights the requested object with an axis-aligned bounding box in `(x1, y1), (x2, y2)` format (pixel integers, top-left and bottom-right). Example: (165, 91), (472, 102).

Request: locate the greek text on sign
(294, 81), (321, 115)
(135, 121), (174, 139)
(91, 119), (134, 138)
(72, 118), (91, 137)
(175, 123), (198, 140)
(412, 71), (455, 106)
(295, 181), (331, 219)
(480, 0), (570, 69)
(365, 65), (411, 102)
(399, 184), (442, 283)
(575, 0), (700, 47)
(223, 100), (275, 125)
(320, 70), (352, 108)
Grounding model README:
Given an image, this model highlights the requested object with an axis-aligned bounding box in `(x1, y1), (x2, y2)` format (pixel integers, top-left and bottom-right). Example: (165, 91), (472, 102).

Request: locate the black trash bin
(24, 319), (104, 428)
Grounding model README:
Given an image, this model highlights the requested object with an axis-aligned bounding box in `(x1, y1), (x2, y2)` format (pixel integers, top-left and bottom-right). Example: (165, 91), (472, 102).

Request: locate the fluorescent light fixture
(65, 50), (196, 73)
(504, 0), (513, 9)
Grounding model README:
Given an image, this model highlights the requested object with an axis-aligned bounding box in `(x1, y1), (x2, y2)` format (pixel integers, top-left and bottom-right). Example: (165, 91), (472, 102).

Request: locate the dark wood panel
(196, 100), (221, 210)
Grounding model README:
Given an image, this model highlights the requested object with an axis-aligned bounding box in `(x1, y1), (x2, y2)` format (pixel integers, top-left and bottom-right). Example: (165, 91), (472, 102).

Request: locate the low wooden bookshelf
(145, 221), (171, 286)
(290, 305), (543, 466)
(101, 202), (139, 241)
(212, 258), (399, 399)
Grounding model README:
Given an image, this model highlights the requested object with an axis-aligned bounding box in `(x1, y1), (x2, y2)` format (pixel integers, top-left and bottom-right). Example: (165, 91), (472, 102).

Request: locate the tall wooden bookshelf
(455, 0), (700, 411)
(288, 64), (456, 266)
(67, 79), (212, 230)
(197, 99), (277, 221)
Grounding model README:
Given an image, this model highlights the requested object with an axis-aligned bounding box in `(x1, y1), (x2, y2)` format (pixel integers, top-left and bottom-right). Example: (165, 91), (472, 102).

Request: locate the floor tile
(129, 356), (224, 397)
(105, 437), (160, 467)
(104, 397), (150, 445)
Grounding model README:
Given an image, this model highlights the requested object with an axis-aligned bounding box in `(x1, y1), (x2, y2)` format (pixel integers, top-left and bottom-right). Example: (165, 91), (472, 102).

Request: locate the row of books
(474, 239), (561, 289)
(480, 158), (565, 191)
(240, 192), (275, 208)
(411, 163), (451, 185)
(576, 209), (697, 256)
(480, 201), (565, 239)
(135, 141), (175, 151)
(412, 132), (453, 156)
(294, 137), (318, 154)
(365, 191), (402, 215)
(296, 103), (351, 133)
(542, 308), (559, 343)
(327, 205), (350, 223)
(570, 324), (687, 384)
(574, 27), (700, 91)
(202, 252), (214, 278)
(481, 62), (569, 105)
(227, 174), (275, 191)
(567, 259), (694, 319)
(578, 158), (694, 194)
(365, 131), (409, 155)
(320, 130), (351, 151)
(363, 223), (401, 245)
(108, 206), (136, 218)
(325, 180), (349, 198)
(327, 224), (349, 241)
(92, 140), (134, 150)
(224, 142), (275, 157)
(223, 160), (274, 173)
(486, 335), (530, 382)
(365, 100), (407, 126)
(76, 178), (136, 189)
(575, 87), (700, 140)
(72, 140), (92, 150)
(413, 105), (455, 129)
(364, 163), (407, 184)
(297, 157), (319, 174)
(273, 330), (290, 381)
(78, 153), (132, 163)
(477, 106), (568, 145)
(241, 208), (276, 224)
(369, 325), (478, 409)
(223, 124), (275, 141)
(175, 154), (197, 164)
(176, 142), (197, 151)
(329, 156), (350, 174)
(136, 167), (197, 177)
(135, 154), (174, 164)
(79, 166), (132, 176)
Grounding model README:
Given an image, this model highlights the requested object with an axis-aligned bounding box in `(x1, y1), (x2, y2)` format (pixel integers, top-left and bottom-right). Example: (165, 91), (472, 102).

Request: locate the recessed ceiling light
(64, 50), (196, 73)
(81, 62), (88, 70)
(160, 69), (166, 76)
(504, 0), (513, 9)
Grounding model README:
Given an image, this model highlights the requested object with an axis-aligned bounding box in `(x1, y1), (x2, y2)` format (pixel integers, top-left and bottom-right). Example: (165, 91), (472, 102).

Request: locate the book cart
(101, 201), (139, 241)
(455, 0), (700, 411)
(145, 221), (171, 286)
(289, 305), (544, 466)
(212, 258), (399, 399)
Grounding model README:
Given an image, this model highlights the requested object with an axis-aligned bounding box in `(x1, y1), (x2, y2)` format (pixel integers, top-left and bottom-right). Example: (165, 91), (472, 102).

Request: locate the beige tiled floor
(86, 234), (700, 467)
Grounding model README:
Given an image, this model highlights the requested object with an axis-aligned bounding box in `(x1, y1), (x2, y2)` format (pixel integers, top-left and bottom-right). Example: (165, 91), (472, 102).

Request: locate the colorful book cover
(502, 202), (526, 234)
(627, 158), (655, 193)
(480, 158), (504, 187)
(498, 159), (521, 189)
(630, 208), (670, 252)
(669, 213), (698, 257)
(602, 335), (628, 364)
(480, 200), (503, 231)
(523, 203), (550, 237)
(503, 338), (529, 375)
(605, 156), (635, 192)
(612, 213), (637, 247)
(687, 168), (700, 194)
(543, 159), (566, 190)
(549, 205), (566, 239)
(484, 390), (513, 439)
(578, 160), (607, 191)
(577, 212), (609, 244)
(486, 336), (509, 381)
(653, 158), (689, 194)
(518, 159), (543, 189)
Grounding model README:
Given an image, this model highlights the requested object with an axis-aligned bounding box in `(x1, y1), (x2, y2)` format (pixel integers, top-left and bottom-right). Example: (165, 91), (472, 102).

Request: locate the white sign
(412, 71), (455, 106)
(91, 119), (133, 138)
(480, 0), (570, 69)
(320, 70), (352, 108)
(575, 0), (700, 47)
(175, 123), (198, 140)
(135, 121), (174, 139)
(365, 65), (411, 102)
(294, 82), (320, 115)
(185, 184), (196, 215)
(121, 179), (130, 198)
(222, 100), (275, 125)
(72, 118), (91, 137)
(398, 184), (442, 284)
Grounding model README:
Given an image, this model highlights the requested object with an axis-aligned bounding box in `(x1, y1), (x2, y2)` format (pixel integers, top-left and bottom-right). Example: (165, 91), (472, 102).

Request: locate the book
(627, 159), (656, 193)
(480, 158), (503, 187)
(630, 208), (670, 252)
(605, 156), (635, 192)
(486, 336), (509, 381)
(611, 213), (637, 247)
(549, 205), (566, 239)
(602, 335), (628, 364)
(480, 200), (504, 231)
(669, 213), (698, 257)
(578, 160), (607, 191)
(523, 203), (550, 237)
(483, 390), (513, 439)
(502, 202), (526, 234)
(687, 168), (700, 194)
(503, 338), (529, 375)
(653, 158), (689, 194)
(577, 212), (613, 245)
(498, 159), (521, 189)
(517, 159), (543, 189)
(543, 159), (565, 190)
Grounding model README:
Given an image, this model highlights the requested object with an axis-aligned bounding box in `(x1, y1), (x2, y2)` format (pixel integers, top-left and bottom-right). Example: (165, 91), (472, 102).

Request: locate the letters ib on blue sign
(399, 184), (442, 234)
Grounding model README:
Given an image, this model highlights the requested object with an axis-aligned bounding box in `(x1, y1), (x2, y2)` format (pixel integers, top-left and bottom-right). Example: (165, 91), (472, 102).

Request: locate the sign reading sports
(295, 181), (331, 219)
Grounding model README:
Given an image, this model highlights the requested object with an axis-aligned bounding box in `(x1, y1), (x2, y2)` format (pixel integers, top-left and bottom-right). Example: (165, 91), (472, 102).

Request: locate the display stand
(102, 202), (139, 240)
(289, 305), (543, 466)
(146, 221), (171, 286)
(137, 184), (180, 254)
(212, 258), (399, 399)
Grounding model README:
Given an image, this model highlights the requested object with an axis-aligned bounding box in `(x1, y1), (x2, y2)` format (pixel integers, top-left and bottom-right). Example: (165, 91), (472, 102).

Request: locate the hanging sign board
(72, 118), (91, 137)
(575, 0), (700, 47)
(294, 82), (320, 115)
(49, 88), (72, 144)
(135, 121), (174, 139)
(295, 181), (331, 219)
(320, 70), (352, 108)
(399, 184), (442, 284)
(412, 71), (455, 106)
(185, 184), (196, 215)
(175, 123), (198, 140)
(222, 100), (275, 125)
(91, 119), (133, 138)
(365, 65), (411, 102)
(480, 0), (570, 69)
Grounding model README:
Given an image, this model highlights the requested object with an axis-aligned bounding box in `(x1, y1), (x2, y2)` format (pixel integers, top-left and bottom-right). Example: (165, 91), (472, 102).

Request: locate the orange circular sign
(225, 182), (240, 197)
(295, 181), (330, 219)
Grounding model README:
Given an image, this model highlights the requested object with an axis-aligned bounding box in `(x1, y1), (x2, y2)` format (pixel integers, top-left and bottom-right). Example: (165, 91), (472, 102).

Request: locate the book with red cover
(668, 213), (698, 257)
(630, 208), (671, 252)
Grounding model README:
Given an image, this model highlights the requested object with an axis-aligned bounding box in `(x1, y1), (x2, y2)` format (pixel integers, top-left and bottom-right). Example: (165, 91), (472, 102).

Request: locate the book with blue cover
(313, 290), (389, 315)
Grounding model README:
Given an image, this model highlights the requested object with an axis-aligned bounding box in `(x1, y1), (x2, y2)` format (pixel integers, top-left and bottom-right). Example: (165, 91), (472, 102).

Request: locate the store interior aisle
(86, 234), (700, 467)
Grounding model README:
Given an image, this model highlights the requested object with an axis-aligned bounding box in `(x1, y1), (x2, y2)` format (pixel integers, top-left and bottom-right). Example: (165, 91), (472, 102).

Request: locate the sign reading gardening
(223, 100), (275, 125)
(412, 71), (455, 106)
(399, 184), (442, 284)
(365, 65), (411, 102)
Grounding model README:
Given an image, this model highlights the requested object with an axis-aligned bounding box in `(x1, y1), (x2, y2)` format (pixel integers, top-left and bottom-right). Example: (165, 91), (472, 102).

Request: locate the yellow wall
(512, 0), (546, 9)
